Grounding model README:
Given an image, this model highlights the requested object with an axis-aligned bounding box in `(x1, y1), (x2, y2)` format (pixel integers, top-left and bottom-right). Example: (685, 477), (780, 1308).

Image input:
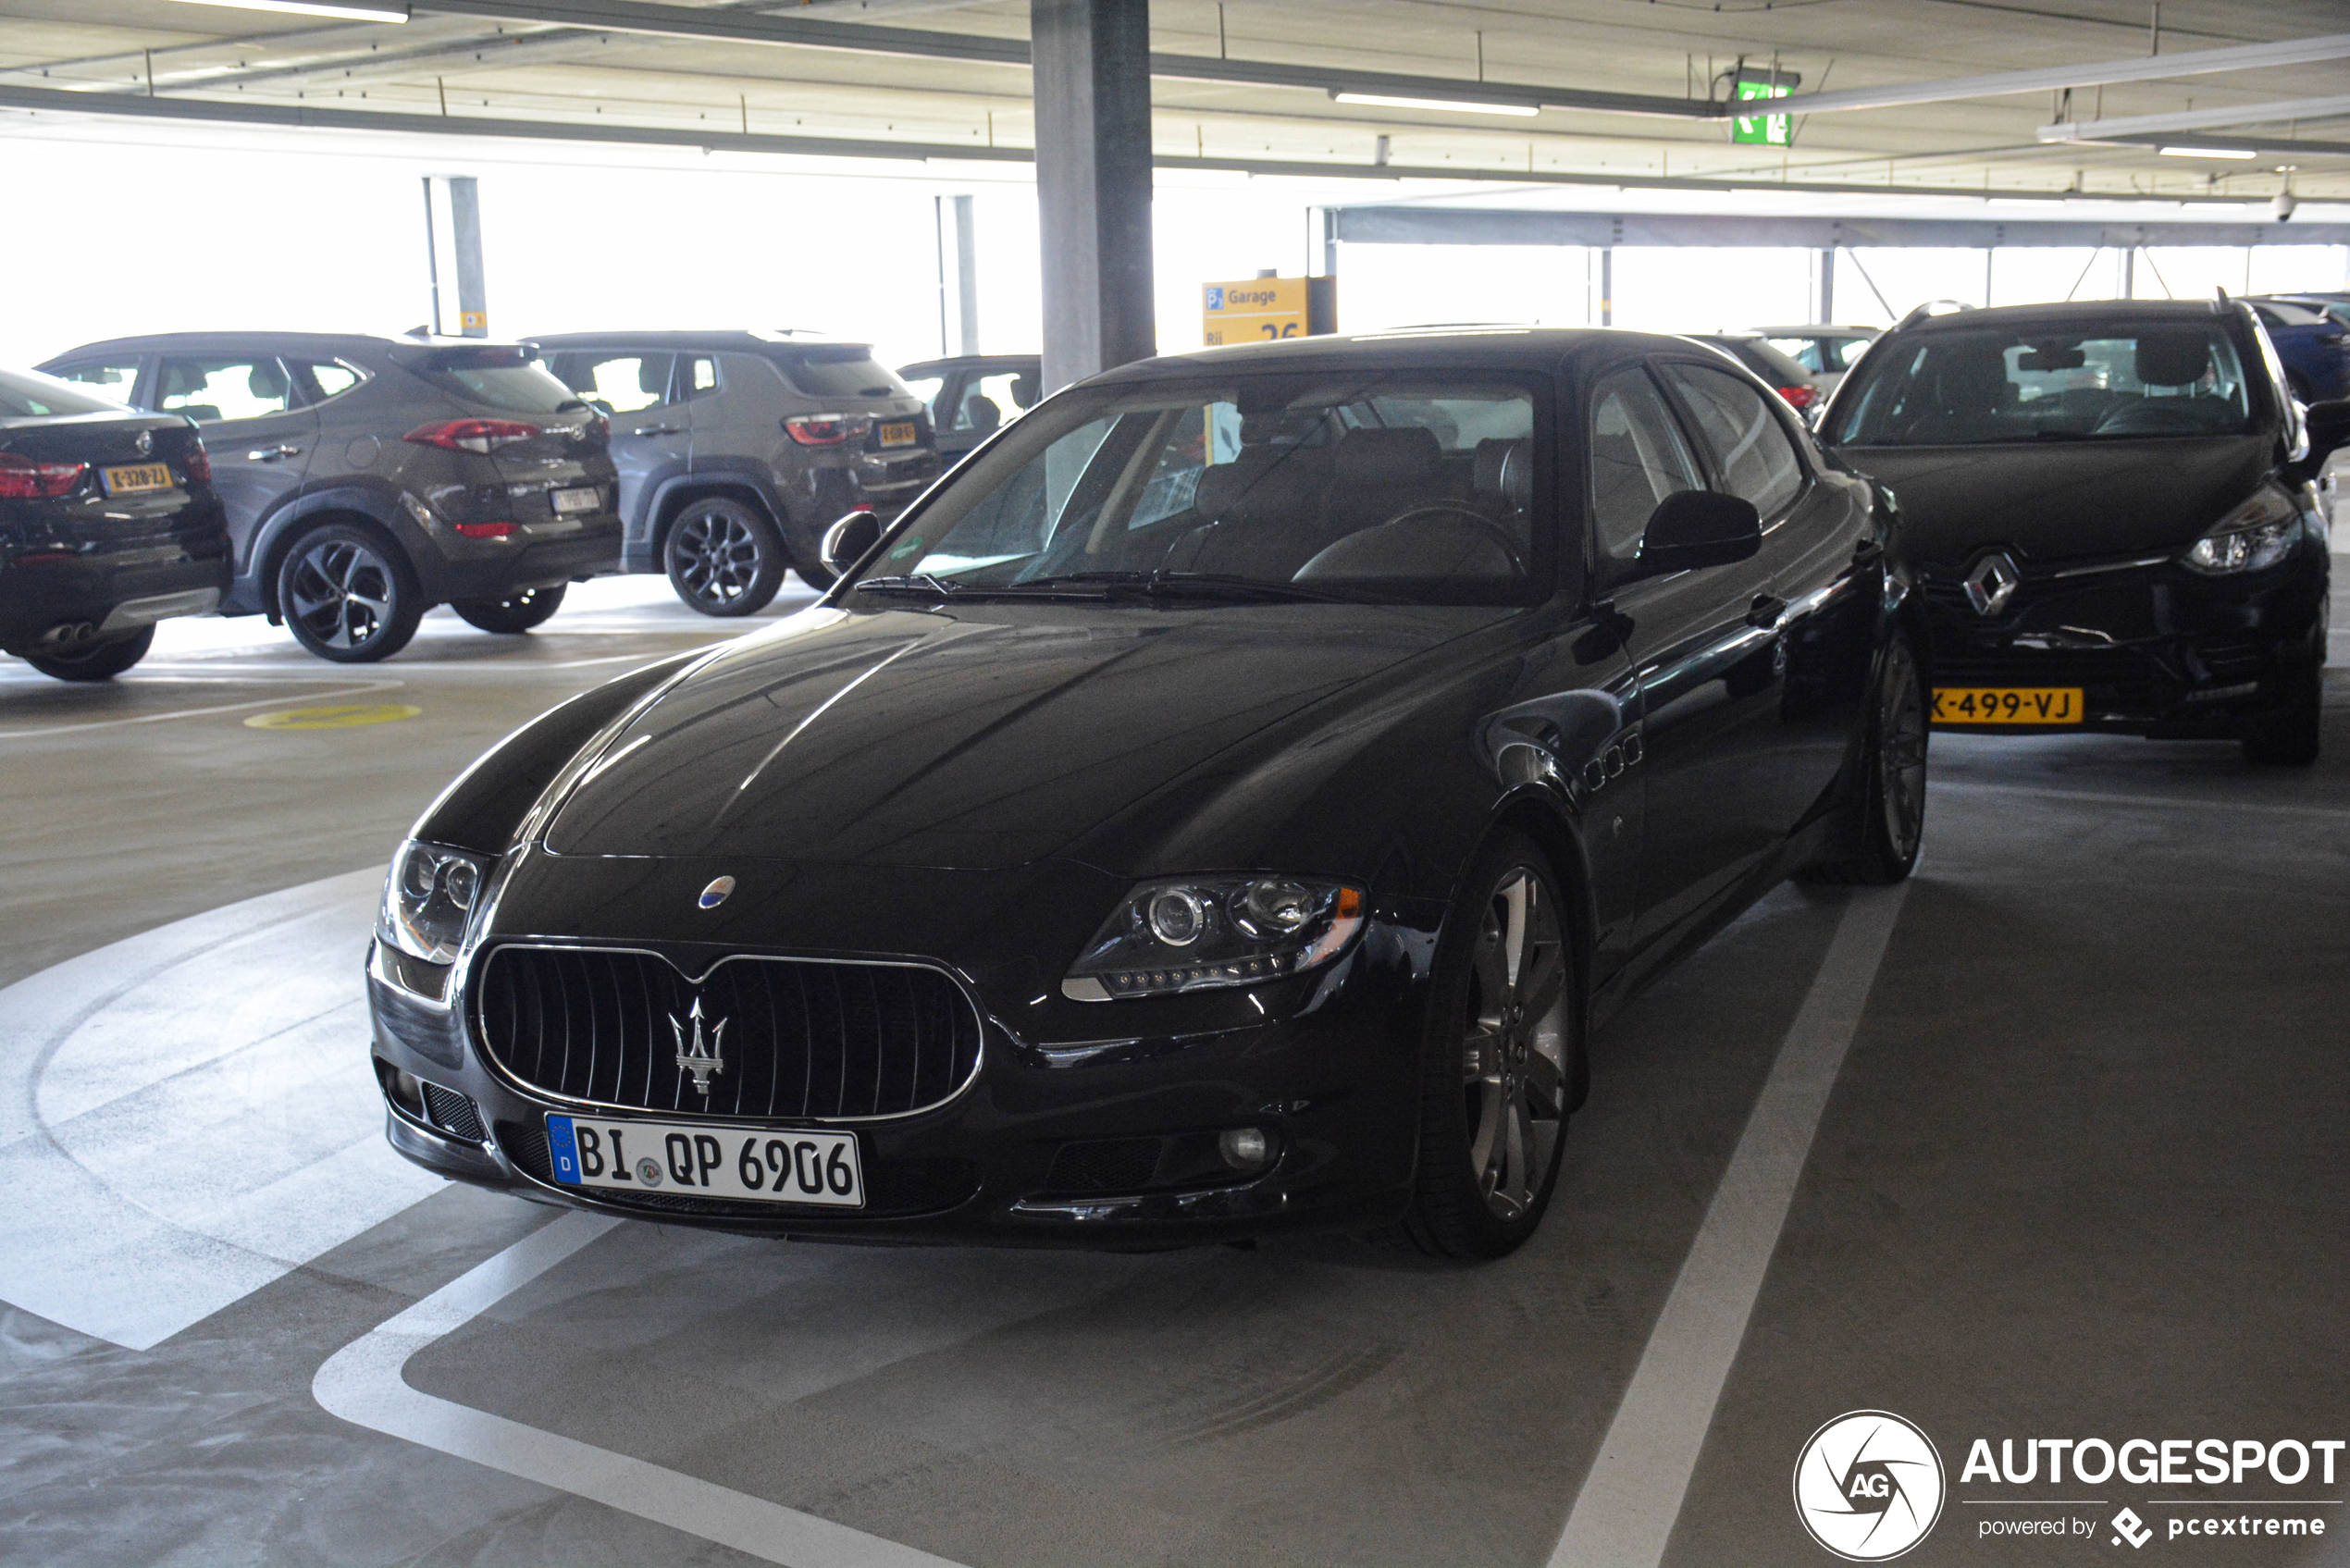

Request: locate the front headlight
(2182, 486), (2300, 574)
(1062, 874), (1366, 1001)
(378, 840), (491, 964)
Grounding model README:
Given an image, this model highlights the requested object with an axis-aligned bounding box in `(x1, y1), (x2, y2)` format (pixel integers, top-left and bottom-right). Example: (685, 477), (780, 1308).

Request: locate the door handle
(629, 425), (681, 437)
(1748, 593), (1788, 629)
(246, 444), (301, 462)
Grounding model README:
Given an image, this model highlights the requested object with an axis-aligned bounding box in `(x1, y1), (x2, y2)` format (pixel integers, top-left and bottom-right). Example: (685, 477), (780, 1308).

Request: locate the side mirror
(1631, 491), (1762, 578)
(820, 509), (883, 580)
(2292, 398), (2350, 483)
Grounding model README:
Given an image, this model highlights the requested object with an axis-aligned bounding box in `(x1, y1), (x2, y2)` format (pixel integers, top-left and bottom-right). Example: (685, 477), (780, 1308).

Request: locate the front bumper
(365, 853), (1437, 1246)
(1921, 540), (2327, 737)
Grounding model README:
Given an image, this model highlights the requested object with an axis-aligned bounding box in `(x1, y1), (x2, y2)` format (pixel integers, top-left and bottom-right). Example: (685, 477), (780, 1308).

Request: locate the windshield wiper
(1001, 570), (1372, 604)
(853, 573), (962, 596)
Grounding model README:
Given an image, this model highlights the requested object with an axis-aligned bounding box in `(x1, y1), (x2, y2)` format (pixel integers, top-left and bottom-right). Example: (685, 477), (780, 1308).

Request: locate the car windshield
(1826, 322), (2257, 445)
(864, 375), (1542, 605)
(0, 366), (126, 418)
(777, 347), (907, 399)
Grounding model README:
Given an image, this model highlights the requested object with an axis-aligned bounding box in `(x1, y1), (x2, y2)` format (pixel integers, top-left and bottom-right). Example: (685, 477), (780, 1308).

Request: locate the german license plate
(545, 1114), (863, 1207)
(550, 485), (600, 515)
(878, 420), (917, 448)
(101, 463), (174, 496)
(1932, 686), (2084, 724)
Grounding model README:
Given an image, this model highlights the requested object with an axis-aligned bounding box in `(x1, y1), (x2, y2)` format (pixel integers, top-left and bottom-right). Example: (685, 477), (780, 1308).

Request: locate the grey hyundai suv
(38, 332), (620, 661)
(534, 331), (939, 614)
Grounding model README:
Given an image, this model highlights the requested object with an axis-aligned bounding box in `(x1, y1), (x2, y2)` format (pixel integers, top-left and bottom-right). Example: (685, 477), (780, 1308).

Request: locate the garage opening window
(773, 346), (909, 400)
(865, 376), (1544, 605)
(1827, 323), (2255, 445)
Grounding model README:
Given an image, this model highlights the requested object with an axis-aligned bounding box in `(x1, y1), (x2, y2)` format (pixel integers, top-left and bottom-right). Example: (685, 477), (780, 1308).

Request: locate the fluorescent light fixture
(161, 0), (410, 21)
(2158, 144), (2258, 159)
(1330, 91), (1538, 117)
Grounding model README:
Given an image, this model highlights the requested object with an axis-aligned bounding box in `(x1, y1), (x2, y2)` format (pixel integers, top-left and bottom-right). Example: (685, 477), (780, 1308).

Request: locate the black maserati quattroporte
(368, 328), (1926, 1258)
(1821, 299), (2344, 764)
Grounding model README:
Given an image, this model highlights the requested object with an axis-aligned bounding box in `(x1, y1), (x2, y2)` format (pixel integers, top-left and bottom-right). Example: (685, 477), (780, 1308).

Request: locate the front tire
(664, 497), (785, 617)
(1802, 631), (1926, 885)
(1402, 831), (1578, 1260)
(25, 625), (155, 682)
(451, 584), (566, 634)
(277, 524), (422, 663)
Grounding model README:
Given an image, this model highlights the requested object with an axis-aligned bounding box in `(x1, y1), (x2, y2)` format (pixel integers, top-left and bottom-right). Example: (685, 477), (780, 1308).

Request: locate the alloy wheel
(1460, 868), (1572, 1221)
(671, 509), (764, 609)
(285, 537), (396, 651)
(1878, 639), (1928, 862)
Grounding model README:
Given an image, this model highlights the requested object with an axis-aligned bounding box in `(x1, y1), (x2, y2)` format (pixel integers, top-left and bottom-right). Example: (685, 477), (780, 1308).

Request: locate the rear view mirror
(2297, 400), (2350, 482)
(820, 509), (883, 580)
(1632, 491), (1762, 578)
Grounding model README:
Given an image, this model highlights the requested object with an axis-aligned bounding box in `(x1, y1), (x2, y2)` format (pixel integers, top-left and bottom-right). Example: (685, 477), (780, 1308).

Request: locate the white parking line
(1549, 883), (1911, 1568)
(1931, 779), (2350, 821)
(314, 1213), (972, 1568)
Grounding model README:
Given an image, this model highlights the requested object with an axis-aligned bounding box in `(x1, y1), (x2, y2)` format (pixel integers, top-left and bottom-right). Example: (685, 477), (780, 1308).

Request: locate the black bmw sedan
(367, 327), (1926, 1258)
(1, 366), (229, 681)
(1819, 299), (2342, 764)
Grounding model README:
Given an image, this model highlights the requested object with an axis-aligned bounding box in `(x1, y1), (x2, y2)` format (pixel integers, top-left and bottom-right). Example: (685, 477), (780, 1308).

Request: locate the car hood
(543, 599), (1497, 870)
(1837, 435), (2272, 568)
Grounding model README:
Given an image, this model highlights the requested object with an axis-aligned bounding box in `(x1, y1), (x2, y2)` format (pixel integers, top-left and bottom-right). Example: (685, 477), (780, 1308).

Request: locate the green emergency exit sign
(1732, 78), (1793, 146)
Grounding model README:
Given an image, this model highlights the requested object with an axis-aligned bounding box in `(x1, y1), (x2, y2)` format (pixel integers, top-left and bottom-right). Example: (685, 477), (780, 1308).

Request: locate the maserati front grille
(474, 945), (983, 1121)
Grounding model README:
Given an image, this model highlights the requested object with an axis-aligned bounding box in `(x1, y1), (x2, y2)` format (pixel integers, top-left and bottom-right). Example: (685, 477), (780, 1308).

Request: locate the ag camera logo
(1794, 1411), (1947, 1561)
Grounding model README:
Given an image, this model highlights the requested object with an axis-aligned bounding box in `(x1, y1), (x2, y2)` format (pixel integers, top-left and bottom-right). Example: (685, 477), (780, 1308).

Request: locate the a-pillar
(1032, 0), (1155, 392)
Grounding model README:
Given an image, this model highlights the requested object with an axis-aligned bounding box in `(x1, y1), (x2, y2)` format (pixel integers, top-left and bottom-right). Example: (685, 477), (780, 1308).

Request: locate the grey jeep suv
(38, 332), (620, 661)
(534, 331), (940, 614)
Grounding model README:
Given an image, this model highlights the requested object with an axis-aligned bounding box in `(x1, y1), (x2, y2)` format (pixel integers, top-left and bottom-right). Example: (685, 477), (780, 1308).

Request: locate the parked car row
(365, 290), (2346, 1261)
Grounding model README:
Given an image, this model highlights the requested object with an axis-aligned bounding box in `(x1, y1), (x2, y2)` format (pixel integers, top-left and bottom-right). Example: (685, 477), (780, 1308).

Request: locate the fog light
(377, 1060), (426, 1117)
(1218, 1127), (1272, 1172)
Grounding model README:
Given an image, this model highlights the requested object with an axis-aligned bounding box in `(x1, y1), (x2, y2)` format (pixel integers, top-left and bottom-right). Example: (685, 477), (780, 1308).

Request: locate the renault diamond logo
(670, 995), (727, 1095)
(1793, 1410), (1946, 1561)
(1963, 551), (2021, 617)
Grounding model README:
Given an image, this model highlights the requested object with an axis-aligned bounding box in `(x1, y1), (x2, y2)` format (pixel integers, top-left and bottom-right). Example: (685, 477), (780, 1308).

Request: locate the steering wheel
(1367, 502), (1529, 577)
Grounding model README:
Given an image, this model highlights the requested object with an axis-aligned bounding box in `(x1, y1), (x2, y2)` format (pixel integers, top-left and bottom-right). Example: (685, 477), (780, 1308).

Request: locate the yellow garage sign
(1203, 277), (1335, 346)
(244, 703), (422, 731)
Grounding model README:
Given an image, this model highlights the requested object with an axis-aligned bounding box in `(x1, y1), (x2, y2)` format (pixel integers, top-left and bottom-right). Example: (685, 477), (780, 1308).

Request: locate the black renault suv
(38, 333), (621, 661)
(1821, 298), (2344, 764)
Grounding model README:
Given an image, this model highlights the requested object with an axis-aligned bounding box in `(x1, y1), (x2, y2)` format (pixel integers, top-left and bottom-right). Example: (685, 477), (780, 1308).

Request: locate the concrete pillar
(1599, 247), (1614, 327)
(2120, 247), (2135, 300)
(448, 176), (489, 338)
(1817, 246), (1836, 322)
(953, 193), (982, 356)
(1032, 0), (1155, 392)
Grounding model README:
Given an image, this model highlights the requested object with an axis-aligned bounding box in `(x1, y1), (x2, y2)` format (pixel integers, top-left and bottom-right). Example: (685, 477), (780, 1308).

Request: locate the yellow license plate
(878, 421), (917, 448)
(101, 463), (174, 496)
(1932, 686), (2084, 725)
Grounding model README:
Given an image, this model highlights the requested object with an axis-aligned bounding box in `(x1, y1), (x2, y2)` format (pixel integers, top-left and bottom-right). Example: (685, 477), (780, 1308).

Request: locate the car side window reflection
(550, 353), (675, 416)
(286, 359), (365, 406)
(1661, 363), (1803, 519)
(1589, 366), (1704, 561)
(682, 356), (719, 399)
(52, 361), (142, 404)
(155, 357), (296, 426)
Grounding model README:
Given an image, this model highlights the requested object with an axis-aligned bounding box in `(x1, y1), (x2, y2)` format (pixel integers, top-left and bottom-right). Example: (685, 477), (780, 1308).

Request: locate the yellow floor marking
(243, 703), (421, 731)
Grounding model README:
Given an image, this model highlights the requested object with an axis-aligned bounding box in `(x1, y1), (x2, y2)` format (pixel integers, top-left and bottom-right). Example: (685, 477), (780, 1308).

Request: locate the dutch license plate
(545, 1114), (863, 1207)
(550, 485), (601, 515)
(1932, 686), (2084, 725)
(101, 463), (174, 496)
(878, 420), (917, 448)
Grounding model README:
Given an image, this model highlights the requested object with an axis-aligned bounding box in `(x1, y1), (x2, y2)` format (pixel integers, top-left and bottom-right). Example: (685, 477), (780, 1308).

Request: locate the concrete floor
(2, 573), (2345, 1567)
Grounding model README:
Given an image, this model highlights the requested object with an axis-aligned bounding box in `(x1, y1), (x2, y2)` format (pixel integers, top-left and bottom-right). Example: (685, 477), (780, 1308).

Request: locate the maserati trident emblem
(698, 875), (736, 909)
(1963, 551), (2021, 617)
(670, 995), (727, 1095)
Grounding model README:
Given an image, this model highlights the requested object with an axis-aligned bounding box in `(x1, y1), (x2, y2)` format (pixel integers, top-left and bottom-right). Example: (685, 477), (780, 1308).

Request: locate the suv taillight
(404, 418), (542, 454)
(0, 451), (87, 499)
(784, 414), (872, 446)
(1775, 384), (1816, 411)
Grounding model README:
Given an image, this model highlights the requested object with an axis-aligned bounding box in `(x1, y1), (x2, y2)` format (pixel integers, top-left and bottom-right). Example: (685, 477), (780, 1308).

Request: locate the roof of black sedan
(1095, 325), (1694, 383)
(1889, 299), (2246, 335)
(41, 330), (528, 360)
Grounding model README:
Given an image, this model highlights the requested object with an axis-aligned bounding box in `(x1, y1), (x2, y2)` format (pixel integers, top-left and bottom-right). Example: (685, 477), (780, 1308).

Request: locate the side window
(1588, 366), (1704, 561)
(680, 356), (719, 399)
(901, 374), (947, 423)
(51, 360), (143, 404)
(1833, 338), (1874, 369)
(955, 369), (1042, 432)
(1765, 337), (1824, 375)
(550, 352), (674, 415)
(155, 356), (295, 425)
(286, 358), (365, 405)
(1660, 363), (1804, 519)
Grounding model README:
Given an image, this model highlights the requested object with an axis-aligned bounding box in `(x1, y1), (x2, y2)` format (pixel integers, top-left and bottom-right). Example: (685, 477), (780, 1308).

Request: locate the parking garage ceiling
(2, 0), (2346, 202)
